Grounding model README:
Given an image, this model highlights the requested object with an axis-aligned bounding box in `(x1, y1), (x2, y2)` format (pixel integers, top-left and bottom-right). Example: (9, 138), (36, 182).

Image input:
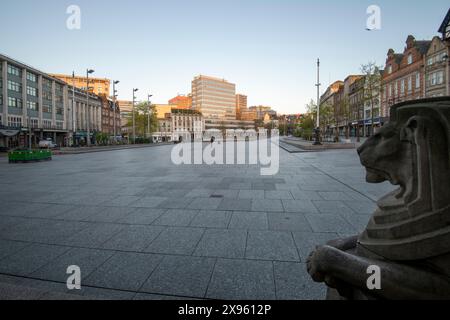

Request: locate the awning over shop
(0, 129), (20, 137)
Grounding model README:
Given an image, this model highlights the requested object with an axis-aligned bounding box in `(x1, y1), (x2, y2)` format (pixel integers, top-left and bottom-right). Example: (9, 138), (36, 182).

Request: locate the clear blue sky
(1, 0), (448, 114)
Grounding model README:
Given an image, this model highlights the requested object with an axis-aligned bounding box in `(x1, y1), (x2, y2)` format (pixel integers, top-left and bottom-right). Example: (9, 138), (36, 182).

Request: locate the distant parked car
(39, 138), (58, 149)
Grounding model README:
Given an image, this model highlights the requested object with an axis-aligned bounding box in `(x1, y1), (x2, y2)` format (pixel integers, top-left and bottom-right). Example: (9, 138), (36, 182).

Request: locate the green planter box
(8, 150), (52, 163)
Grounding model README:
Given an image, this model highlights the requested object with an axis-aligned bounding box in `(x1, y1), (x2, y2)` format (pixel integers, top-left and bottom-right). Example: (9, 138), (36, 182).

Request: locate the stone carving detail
(307, 98), (450, 300)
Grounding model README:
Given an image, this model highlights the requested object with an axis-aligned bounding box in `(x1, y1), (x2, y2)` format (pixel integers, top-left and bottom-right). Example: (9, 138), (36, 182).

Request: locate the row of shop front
(0, 126), (113, 149)
(327, 117), (389, 138)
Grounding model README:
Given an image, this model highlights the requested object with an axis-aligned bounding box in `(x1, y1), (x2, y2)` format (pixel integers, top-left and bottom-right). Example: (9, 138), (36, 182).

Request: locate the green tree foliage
(361, 62), (383, 136)
(126, 102), (158, 138)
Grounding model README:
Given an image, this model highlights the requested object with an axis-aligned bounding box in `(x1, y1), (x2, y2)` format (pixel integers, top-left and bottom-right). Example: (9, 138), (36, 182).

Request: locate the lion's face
(357, 123), (412, 187)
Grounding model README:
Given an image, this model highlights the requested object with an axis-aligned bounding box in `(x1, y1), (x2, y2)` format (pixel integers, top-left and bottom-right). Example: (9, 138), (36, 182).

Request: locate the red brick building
(381, 35), (431, 117)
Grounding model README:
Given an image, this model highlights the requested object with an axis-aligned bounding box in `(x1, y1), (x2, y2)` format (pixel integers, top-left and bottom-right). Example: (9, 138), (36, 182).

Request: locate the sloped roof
(438, 8), (450, 33)
(415, 40), (432, 55)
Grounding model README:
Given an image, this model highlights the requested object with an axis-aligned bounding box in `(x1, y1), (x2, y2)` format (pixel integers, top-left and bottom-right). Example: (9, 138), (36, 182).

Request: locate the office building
(191, 75), (236, 120)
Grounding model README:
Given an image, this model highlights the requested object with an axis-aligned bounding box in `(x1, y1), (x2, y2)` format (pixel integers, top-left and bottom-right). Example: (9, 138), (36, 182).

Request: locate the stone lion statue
(307, 97), (450, 300)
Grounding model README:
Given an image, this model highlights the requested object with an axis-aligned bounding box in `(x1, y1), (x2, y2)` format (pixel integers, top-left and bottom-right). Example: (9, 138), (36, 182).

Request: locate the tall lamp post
(132, 88), (138, 144)
(86, 69), (95, 147)
(113, 80), (120, 142)
(147, 94), (153, 138)
(72, 71), (76, 146)
(313, 58), (322, 145)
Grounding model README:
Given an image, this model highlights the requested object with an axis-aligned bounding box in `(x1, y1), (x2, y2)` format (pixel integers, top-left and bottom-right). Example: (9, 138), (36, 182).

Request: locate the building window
(43, 104), (52, 113)
(7, 80), (22, 93)
(8, 97), (22, 108)
(400, 79), (405, 94)
(407, 54), (413, 65)
(427, 57), (434, 66)
(27, 101), (38, 111)
(56, 106), (64, 115)
(27, 86), (37, 97)
(7, 65), (21, 77)
(415, 73), (420, 89)
(8, 116), (22, 128)
(388, 65), (392, 74)
(408, 76), (412, 92)
(27, 72), (37, 82)
(43, 120), (52, 129)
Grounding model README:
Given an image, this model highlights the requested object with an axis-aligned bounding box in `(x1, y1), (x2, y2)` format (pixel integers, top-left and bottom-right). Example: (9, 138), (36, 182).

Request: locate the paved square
(0, 144), (395, 299)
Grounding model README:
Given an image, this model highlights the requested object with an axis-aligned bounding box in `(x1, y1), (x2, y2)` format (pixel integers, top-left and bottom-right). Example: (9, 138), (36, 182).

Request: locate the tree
(126, 102), (158, 139)
(361, 62), (383, 136)
(306, 99), (333, 133)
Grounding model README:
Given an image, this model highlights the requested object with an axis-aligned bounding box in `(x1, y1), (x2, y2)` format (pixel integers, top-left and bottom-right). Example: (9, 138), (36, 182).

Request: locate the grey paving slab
(153, 209), (199, 227)
(228, 211), (269, 230)
(267, 213), (312, 232)
(312, 200), (355, 214)
(157, 197), (194, 209)
(343, 200), (378, 214)
(145, 227), (205, 255)
(305, 214), (357, 234)
(31, 248), (115, 282)
(194, 229), (247, 259)
(101, 225), (165, 252)
(274, 261), (326, 300)
(184, 189), (213, 198)
(84, 252), (163, 291)
(115, 208), (165, 225)
(0, 143), (395, 300)
(0, 244), (69, 276)
(210, 190), (239, 199)
(26, 204), (76, 219)
(132, 196), (167, 208)
(238, 190), (265, 199)
(206, 259), (276, 300)
(318, 191), (354, 201)
(83, 207), (136, 223)
(245, 230), (300, 262)
(61, 223), (124, 248)
(187, 198), (222, 210)
(55, 206), (106, 221)
(1, 219), (89, 244)
(265, 190), (293, 200)
(141, 255), (215, 298)
(289, 189), (323, 200)
(0, 240), (30, 260)
(281, 200), (319, 213)
(251, 199), (284, 212)
(189, 210), (232, 228)
(217, 199), (252, 211)
(339, 211), (371, 232)
(102, 196), (141, 207)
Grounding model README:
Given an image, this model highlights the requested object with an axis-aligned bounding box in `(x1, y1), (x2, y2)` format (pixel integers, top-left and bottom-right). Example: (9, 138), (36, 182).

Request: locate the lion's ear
(400, 117), (421, 143)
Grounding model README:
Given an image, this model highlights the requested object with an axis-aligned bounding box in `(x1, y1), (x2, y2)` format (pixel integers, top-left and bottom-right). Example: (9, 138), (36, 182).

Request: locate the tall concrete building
(191, 75), (236, 120)
(0, 54), (69, 148)
(235, 94), (247, 119)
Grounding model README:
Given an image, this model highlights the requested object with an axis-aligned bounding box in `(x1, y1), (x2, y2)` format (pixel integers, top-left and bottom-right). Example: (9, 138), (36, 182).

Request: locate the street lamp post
(147, 94), (153, 138)
(113, 80), (120, 143)
(72, 71), (76, 146)
(86, 69), (94, 147)
(313, 58), (322, 145)
(132, 88), (138, 144)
